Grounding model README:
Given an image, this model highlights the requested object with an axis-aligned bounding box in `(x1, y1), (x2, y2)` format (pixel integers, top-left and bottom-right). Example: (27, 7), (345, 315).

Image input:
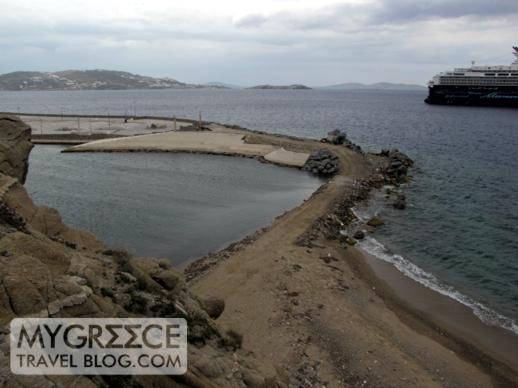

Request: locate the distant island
(320, 82), (425, 91)
(205, 81), (243, 89)
(0, 70), (426, 92)
(0, 69), (229, 91)
(248, 84), (312, 90)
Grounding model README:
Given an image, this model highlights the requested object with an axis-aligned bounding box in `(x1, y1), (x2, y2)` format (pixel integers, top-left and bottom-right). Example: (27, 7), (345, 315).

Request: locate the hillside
(248, 84), (312, 90)
(0, 69), (228, 91)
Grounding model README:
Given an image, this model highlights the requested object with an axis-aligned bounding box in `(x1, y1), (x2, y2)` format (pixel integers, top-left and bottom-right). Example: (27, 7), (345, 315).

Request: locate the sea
(0, 88), (516, 334)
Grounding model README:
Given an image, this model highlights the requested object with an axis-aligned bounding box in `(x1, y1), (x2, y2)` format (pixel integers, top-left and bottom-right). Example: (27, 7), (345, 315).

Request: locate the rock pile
(323, 129), (347, 145)
(321, 129), (362, 152)
(380, 148), (414, 183)
(303, 149), (340, 176)
(177, 124), (212, 131)
(296, 175), (388, 247)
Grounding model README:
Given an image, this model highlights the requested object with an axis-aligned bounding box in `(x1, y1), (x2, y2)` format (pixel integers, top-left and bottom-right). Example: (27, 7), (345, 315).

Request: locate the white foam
(358, 236), (518, 335)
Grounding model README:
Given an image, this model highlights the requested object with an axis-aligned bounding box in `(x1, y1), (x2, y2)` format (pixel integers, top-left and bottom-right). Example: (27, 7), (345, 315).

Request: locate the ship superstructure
(425, 47), (518, 107)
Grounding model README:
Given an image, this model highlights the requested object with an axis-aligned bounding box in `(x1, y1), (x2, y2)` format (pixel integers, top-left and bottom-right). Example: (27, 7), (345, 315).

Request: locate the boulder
(392, 194), (406, 210)
(366, 216), (384, 227)
(353, 230), (365, 240)
(393, 199), (406, 210)
(378, 148), (414, 183)
(326, 129), (347, 145)
(0, 115), (33, 183)
(201, 296), (226, 319)
(153, 269), (183, 290)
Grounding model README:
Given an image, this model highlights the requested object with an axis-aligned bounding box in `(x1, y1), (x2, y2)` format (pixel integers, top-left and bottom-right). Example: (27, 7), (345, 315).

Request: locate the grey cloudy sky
(2, 0), (517, 85)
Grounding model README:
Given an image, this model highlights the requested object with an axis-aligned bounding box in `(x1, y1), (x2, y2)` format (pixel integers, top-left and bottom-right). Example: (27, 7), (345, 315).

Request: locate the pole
(40, 118), (43, 135)
(173, 116), (177, 131)
(77, 117), (80, 133)
(89, 118), (92, 136)
(198, 111), (202, 129)
(108, 111), (111, 130)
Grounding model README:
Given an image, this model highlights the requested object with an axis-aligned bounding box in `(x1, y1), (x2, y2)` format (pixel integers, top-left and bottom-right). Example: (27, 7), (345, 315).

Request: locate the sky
(2, 0), (518, 86)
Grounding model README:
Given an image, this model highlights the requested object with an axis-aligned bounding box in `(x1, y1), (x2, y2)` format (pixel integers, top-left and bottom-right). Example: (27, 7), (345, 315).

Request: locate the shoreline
(23, 115), (518, 385)
(183, 169), (518, 382)
(352, 246), (518, 377)
(186, 171), (518, 385)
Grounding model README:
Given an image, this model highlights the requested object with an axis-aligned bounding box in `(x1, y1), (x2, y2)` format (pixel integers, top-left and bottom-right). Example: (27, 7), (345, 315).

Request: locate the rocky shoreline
(0, 115), (516, 387)
(0, 115), (285, 387)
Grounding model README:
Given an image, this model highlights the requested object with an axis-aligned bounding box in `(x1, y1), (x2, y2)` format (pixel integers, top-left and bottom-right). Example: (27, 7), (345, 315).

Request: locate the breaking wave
(358, 236), (518, 335)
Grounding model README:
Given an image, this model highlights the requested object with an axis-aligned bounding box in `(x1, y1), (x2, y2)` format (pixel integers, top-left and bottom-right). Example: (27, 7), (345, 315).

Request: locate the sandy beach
(61, 121), (518, 386)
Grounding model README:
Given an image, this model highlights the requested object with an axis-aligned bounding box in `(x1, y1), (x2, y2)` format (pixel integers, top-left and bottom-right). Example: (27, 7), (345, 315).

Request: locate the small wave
(359, 236), (518, 335)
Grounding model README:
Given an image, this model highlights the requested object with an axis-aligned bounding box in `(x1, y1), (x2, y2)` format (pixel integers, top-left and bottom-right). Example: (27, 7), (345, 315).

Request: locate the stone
(379, 148), (414, 183)
(326, 129), (347, 145)
(367, 216), (384, 227)
(0, 115), (33, 183)
(201, 296), (225, 319)
(393, 199), (406, 210)
(393, 194), (406, 210)
(353, 230), (365, 240)
(152, 268), (183, 290)
(119, 271), (137, 283)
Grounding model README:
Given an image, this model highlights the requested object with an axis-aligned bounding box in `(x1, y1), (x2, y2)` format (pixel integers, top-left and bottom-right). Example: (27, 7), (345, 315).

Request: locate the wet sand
(356, 249), (518, 376)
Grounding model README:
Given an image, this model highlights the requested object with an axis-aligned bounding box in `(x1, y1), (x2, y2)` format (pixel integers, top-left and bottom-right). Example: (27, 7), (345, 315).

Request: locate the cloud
(0, 0), (517, 84)
(234, 14), (268, 28)
(371, 0), (518, 24)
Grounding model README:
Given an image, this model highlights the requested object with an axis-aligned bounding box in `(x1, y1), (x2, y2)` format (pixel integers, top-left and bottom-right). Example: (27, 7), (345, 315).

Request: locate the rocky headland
(0, 70), (228, 91)
(0, 115), (283, 387)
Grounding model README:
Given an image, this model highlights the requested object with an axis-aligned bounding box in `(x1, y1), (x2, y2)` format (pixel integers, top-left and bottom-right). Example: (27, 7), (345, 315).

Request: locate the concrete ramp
(65, 132), (310, 168)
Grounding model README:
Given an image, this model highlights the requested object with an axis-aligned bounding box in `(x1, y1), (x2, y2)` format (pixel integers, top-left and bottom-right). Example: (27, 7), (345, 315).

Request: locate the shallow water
(25, 145), (321, 265)
(2, 88), (517, 329)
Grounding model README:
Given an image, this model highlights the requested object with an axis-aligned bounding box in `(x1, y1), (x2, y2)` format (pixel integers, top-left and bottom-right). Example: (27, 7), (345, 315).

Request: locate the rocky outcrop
(0, 115), (33, 183)
(379, 148), (414, 184)
(0, 117), (285, 387)
(303, 149), (339, 176)
(321, 130), (362, 152)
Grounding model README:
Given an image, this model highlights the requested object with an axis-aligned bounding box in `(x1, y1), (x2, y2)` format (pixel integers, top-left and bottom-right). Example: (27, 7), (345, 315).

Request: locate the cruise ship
(425, 47), (518, 107)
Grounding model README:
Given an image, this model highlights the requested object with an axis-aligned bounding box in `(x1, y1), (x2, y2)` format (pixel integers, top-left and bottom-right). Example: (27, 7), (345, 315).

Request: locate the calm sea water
(1, 89), (517, 331)
(25, 146), (320, 265)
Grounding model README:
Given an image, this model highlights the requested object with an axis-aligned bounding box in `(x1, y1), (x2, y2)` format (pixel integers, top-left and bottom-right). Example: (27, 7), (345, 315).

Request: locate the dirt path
(188, 134), (513, 387)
